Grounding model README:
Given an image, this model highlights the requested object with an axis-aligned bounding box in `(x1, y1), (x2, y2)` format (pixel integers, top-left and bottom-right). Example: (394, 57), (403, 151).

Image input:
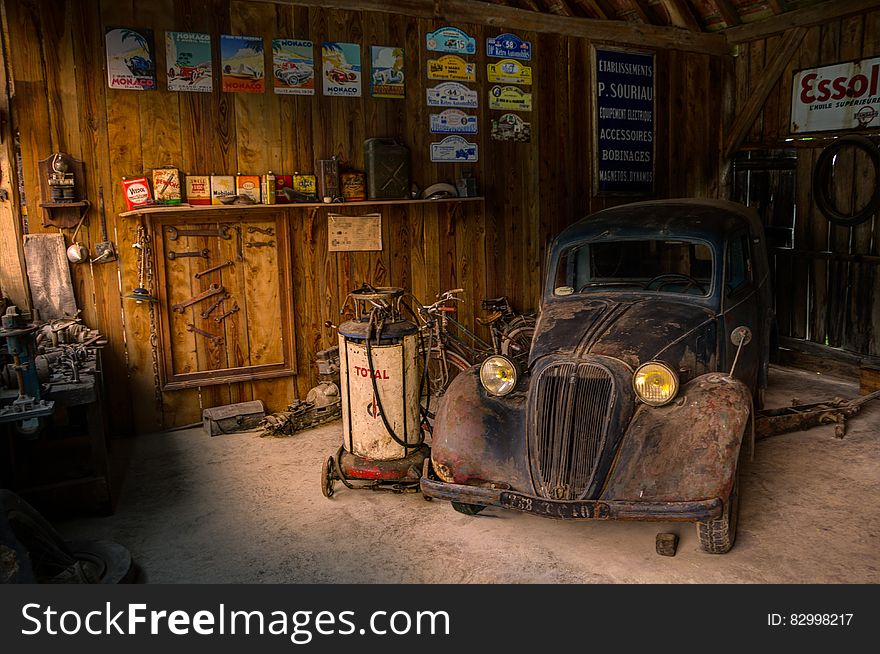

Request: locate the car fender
(430, 367), (532, 490)
(600, 373), (751, 504)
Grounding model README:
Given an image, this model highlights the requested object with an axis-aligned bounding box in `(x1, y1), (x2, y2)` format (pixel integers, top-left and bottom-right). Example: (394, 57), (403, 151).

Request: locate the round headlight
(480, 355), (518, 397)
(633, 361), (679, 406)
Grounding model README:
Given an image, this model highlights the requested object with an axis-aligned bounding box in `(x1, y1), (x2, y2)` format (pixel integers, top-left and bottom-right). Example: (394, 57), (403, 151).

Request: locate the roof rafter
(255, 0), (730, 54)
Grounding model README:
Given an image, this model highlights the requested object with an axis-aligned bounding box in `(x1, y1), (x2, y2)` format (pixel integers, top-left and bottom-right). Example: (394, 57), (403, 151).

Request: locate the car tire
(451, 502), (485, 516)
(696, 470), (739, 554)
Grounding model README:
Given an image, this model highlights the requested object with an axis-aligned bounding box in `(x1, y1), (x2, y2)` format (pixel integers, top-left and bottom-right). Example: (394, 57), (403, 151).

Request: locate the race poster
(220, 35), (265, 93)
(106, 28), (156, 91)
(322, 42), (361, 97)
(370, 45), (405, 98)
(166, 32), (212, 93)
(273, 39), (315, 95)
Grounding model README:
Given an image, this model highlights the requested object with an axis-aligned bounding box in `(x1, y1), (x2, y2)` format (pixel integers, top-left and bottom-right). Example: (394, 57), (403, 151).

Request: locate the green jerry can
(364, 138), (410, 199)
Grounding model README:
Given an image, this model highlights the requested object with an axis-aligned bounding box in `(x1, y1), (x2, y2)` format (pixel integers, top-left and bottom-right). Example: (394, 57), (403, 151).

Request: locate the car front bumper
(420, 477), (723, 522)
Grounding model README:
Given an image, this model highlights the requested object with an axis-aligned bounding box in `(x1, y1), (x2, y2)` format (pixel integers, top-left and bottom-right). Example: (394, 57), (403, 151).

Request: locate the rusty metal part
(167, 248), (209, 260)
(247, 225), (274, 236)
(213, 305), (239, 323)
(171, 284), (224, 313)
(194, 259), (234, 279)
(420, 475), (723, 521)
(245, 239), (275, 248)
(200, 293), (230, 319)
(166, 225), (231, 240)
(234, 225), (243, 261)
(755, 389), (880, 440)
(186, 323), (224, 345)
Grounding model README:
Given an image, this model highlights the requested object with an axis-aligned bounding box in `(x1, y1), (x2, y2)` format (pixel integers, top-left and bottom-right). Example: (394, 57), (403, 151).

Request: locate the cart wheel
(421, 458), (432, 501)
(321, 456), (335, 499)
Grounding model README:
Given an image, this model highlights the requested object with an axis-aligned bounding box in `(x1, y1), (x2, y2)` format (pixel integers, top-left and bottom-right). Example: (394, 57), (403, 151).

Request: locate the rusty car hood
(530, 296), (716, 370)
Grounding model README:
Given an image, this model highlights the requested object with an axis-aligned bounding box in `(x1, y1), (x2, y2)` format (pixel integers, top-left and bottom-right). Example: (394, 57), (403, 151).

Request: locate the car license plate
(500, 491), (611, 519)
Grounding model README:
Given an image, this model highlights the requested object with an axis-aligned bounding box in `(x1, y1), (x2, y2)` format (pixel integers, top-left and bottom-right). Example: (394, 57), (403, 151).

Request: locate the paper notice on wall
(328, 213), (382, 251)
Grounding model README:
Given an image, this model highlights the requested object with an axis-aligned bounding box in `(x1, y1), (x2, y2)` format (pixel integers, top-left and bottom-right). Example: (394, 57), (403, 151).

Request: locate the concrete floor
(58, 365), (879, 583)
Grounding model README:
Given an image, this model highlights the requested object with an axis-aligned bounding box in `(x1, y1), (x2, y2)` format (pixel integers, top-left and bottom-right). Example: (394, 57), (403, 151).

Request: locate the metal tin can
(262, 172), (276, 205)
(341, 172), (366, 202)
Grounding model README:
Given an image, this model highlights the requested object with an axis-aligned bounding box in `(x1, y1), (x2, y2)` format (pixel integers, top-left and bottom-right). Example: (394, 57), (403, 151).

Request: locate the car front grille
(528, 361), (616, 500)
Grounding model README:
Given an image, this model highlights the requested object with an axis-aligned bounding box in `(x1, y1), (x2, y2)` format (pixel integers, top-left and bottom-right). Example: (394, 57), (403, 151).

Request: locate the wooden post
(0, 0), (31, 312)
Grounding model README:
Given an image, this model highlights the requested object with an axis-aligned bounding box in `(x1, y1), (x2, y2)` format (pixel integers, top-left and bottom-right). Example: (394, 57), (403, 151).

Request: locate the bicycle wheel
(500, 316), (535, 362)
(420, 349), (471, 425)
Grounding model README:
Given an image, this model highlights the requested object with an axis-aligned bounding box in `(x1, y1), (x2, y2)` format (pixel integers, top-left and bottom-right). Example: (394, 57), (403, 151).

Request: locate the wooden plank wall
(2, 0), (726, 432)
(734, 9), (880, 360)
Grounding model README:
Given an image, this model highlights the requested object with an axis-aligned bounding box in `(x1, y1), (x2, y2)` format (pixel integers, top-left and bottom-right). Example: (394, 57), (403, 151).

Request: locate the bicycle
(416, 289), (535, 424)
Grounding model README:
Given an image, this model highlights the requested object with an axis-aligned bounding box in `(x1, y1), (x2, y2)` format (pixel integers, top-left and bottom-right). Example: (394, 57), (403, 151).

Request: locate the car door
(720, 229), (760, 387)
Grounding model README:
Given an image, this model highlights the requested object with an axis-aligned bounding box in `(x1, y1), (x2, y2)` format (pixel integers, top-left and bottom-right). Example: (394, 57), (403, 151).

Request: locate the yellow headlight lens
(479, 355), (518, 396)
(633, 362), (679, 406)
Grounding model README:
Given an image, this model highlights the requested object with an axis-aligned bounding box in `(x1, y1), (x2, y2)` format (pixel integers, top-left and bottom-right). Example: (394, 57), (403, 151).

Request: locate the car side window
(726, 231), (752, 296)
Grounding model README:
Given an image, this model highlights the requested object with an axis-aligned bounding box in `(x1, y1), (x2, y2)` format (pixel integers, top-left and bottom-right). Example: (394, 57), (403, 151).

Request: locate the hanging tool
(234, 225), (243, 261)
(201, 293), (230, 319)
(246, 240), (275, 248)
(168, 248), (210, 260)
(194, 259), (234, 280)
(92, 186), (117, 263)
(247, 225), (274, 236)
(166, 225), (231, 240)
(186, 323), (224, 345)
(171, 283), (224, 313)
(214, 305), (240, 323)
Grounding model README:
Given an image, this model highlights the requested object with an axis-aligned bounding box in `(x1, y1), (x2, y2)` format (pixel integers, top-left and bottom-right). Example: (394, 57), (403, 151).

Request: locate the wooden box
(203, 400), (265, 436)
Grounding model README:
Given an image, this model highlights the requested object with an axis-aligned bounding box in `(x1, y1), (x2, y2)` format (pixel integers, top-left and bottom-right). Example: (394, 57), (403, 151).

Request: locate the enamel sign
(593, 47), (655, 195)
(791, 57), (880, 133)
(426, 26), (476, 55)
(428, 55), (476, 82)
(487, 59), (532, 85)
(487, 33), (531, 60)
(429, 108), (478, 134)
(106, 28), (157, 91)
(489, 85), (532, 111)
(491, 113), (530, 142)
(273, 39), (315, 95)
(427, 82), (478, 108)
(166, 32), (212, 93)
(371, 45), (405, 98)
(430, 135), (478, 162)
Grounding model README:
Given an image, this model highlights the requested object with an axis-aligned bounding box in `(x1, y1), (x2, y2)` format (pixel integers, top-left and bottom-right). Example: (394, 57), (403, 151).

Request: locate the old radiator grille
(529, 362), (616, 500)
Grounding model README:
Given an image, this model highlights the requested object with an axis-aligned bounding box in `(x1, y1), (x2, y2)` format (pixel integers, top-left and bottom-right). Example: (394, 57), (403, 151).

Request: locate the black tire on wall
(813, 135), (880, 227)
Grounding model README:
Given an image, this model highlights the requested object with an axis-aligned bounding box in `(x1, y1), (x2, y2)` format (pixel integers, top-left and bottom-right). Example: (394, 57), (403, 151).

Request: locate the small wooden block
(656, 532), (679, 557)
(859, 364), (880, 395)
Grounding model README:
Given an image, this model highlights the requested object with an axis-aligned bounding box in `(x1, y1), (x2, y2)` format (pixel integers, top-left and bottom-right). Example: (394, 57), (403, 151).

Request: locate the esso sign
(791, 58), (880, 133)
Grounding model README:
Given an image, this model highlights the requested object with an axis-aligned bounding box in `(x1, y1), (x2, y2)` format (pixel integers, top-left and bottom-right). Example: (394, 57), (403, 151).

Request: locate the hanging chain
(139, 219), (165, 429)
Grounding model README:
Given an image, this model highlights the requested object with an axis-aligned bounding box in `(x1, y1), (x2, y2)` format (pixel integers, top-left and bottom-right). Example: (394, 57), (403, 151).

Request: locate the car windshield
(553, 239), (714, 297)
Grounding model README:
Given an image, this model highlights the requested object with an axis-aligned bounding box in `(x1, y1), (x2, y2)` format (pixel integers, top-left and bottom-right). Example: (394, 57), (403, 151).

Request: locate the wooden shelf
(120, 196), (484, 218)
(40, 201), (90, 208)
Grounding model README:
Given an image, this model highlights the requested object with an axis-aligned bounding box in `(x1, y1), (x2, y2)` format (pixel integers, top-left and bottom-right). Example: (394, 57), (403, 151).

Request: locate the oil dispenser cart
(321, 286), (429, 496)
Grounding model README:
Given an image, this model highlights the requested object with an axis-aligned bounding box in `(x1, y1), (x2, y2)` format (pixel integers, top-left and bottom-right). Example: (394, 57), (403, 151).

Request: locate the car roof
(553, 199), (760, 250)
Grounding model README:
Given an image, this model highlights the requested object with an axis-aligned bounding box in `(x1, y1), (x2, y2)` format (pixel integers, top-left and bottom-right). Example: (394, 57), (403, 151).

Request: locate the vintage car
(421, 199), (773, 553)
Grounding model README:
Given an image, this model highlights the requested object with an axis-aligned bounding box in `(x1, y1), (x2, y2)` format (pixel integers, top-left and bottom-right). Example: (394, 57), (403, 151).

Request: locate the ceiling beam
(660, 0), (702, 31)
(626, 1), (656, 25)
(724, 0), (877, 43)
(723, 27), (807, 158)
(765, 0), (785, 14)
(714, 0), (741, 27)
(572, 0), (611, 19)
(255, 0), (731, 55)
(544, 0), (575, 16)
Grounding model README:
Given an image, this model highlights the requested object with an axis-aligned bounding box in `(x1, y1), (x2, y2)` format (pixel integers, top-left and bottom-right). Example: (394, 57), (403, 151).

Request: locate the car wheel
(696, 470), (739, 554)
(451, 501), (485, 516)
